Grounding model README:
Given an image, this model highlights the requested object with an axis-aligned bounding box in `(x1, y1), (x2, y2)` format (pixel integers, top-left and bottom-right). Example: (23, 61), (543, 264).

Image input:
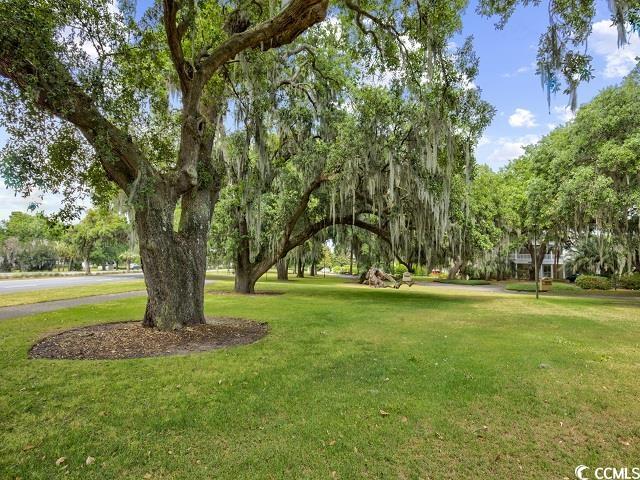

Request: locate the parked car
(130, 263), (141, 271)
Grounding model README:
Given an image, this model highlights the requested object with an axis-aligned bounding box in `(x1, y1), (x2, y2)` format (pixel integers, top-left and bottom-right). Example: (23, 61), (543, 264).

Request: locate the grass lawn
(504, 281), (640, 297)
(1, 277), (640, 478)
(433, 278), (492, 285)
(0, 281), (145, 308)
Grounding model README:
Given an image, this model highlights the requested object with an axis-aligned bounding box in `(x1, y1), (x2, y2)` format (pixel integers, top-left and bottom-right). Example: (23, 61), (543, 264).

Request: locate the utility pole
(534, 223), (539, 300)
(349, 225), (354, 276)
(323, 254), (326, 278)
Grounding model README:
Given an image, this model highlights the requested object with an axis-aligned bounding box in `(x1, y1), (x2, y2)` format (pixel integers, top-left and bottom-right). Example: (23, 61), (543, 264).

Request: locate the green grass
(2, 276), (640, 478)
(0, 270), (133, 279)
(433, 278), (492, 285)
(504, 281), (640, 297)
(0, 281), (145, 307)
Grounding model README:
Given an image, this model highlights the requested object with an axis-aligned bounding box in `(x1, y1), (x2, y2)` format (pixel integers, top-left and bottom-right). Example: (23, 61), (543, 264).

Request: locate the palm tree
(567, 234), (624, 275)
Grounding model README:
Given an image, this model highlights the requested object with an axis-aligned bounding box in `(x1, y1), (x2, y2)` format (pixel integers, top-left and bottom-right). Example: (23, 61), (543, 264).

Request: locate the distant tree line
(444, 69), (640, 281)
(0, 208), (133, 274)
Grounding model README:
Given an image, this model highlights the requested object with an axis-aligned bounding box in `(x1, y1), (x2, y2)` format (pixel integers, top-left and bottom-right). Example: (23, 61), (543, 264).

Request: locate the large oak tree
(0, 0), (328, 329)
(1, 0), (636, 328)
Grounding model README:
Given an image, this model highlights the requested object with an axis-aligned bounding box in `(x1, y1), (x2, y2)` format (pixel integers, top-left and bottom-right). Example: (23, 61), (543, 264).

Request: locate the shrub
(334, 265), (354, 275)
(413, 265), (425, 275)
(618, 273), (640, 290)
(576, 275), (611, 290)
(394, 264), (408, 276)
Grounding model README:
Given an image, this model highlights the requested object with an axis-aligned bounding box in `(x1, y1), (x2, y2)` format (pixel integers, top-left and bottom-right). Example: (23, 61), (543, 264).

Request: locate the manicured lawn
(1, 276), (640, 478)
(0, 281), (145, 308)
(433, 278), (492, 285)
(504, 281), (640, 297)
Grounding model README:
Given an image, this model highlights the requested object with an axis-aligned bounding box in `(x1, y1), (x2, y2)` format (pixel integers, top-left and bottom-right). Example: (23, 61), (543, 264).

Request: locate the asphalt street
(0, 273), (144, 293)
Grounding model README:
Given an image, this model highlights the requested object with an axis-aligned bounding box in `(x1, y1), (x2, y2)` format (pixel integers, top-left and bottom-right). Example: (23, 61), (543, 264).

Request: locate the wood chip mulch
(29, 318), (268, 360)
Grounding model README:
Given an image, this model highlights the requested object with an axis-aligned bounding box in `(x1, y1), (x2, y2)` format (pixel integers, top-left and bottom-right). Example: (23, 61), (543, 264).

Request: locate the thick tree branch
(0, 54), (144, 191)
(174, 99), (223, 195)
(163, 0), (190, 94)
(344, 0), (402, 38)
(352, 219), (414, 268)
(200, 0), (328, 84)
(283, 173), (333, 242)
(250, 212), (409, 283)
(175, 0), (327, 197)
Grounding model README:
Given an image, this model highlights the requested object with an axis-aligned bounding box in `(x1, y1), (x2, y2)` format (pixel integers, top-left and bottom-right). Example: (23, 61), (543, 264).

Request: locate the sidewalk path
(0, 291), (147, 321)
(415, 281), (640, 301)
(414, 281), (509, 294)
(0, 279), (218, 321)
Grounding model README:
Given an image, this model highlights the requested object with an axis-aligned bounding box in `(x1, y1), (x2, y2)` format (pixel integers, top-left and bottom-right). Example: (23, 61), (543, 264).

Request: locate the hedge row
(618, 273), (640, 290)
(575, 275), (610, 290)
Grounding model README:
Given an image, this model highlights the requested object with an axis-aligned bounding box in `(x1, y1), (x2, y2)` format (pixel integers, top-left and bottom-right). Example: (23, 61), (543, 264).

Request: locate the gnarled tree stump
(362, 267), (415, 289)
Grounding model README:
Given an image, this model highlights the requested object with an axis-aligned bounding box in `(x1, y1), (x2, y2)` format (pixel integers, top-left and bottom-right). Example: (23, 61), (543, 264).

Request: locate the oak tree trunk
(233, 215), (261, 294)
(276, 258), (288, 280)
(448, 258), (463, 279)
(527, 242), (547, 280)
(234, 268), (257, 294)
(136, 187), (211, 330)
(234, 239), (258, 294)
(297, 257), (304, 278)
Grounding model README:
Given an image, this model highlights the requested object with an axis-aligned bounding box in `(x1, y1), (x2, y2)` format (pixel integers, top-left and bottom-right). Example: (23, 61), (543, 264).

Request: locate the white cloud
(591, 20), (640, 78)
(0, 135), (90, 221)
(362, 69), (399, 88)
(501, 63), (535, 78)
(477, 135), (490, 147)
(0, 185), (64, 221)
(547, 123), (557, 131)
(461, 76), (477, 90)
(482, 134), (540, 169)
(508, 108), (538, 128)
(553, 105), (576, 123)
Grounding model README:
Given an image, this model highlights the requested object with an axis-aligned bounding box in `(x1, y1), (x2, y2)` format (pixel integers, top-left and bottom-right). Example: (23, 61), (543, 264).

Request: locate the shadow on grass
(207, 275), (496, 313)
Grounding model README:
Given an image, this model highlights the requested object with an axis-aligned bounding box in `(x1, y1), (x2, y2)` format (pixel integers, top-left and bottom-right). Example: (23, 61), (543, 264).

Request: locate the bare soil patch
(29, 317), (268, 360)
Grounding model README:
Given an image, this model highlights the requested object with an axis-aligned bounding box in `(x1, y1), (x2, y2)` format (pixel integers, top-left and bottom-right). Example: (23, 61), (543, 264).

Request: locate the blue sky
(460, 0), (640, 171)
(0, 0), (638, 219)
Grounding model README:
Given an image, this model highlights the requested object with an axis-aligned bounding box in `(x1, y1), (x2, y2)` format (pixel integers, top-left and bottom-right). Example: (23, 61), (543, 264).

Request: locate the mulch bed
(29, 317), (269, 360)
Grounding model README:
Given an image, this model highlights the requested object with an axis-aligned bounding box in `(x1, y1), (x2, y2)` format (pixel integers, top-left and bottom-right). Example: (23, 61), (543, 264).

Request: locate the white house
(508, 245), (567, 279)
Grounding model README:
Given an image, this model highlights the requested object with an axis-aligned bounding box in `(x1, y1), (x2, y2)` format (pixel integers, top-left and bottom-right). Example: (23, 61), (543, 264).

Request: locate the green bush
(333, 265), (354, 275)
(618, 273), (640, 290)
(394, 264), (408, 275)
(576, 275), (611, 290)
(413, 265), (425, 275)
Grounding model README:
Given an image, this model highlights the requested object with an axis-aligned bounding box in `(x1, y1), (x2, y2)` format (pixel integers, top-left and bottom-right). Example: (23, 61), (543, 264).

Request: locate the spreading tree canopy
(0, 0), (636, 328)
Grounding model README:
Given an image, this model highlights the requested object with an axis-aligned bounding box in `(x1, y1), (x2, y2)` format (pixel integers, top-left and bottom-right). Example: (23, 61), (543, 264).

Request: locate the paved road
(0, 273), (144, 293)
